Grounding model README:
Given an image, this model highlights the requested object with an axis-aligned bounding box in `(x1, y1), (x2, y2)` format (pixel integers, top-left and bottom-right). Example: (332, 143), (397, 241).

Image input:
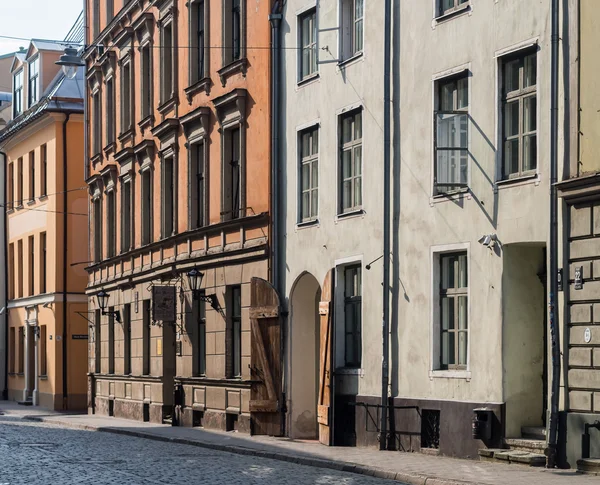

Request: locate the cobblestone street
(0, 416), (399, 485)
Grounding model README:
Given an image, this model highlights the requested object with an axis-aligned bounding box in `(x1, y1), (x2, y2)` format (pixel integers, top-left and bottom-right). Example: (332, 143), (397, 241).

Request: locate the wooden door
(249, 277), (282, 436)
(318, 269), (334, 446)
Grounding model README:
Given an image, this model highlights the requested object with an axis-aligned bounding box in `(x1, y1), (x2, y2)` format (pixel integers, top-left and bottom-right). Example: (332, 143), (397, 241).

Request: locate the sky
(0, 0), (83, 56)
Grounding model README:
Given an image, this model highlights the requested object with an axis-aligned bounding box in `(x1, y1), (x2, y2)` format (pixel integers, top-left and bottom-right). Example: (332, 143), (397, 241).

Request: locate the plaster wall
(397, 0), (555, 408)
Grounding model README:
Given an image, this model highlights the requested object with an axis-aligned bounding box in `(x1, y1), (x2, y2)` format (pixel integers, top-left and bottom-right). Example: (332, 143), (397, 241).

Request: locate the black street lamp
(186, 269), (218, 310)
(96, 290), (121, 323)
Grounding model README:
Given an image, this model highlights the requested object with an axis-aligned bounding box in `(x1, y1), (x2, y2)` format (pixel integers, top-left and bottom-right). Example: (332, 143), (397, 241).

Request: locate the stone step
(478, 448), (546, 467)
(521, 426), (546, 441)
(577, 458), (600, 475)
(504, 438), (547, 454)
(17, 400), (32, 406)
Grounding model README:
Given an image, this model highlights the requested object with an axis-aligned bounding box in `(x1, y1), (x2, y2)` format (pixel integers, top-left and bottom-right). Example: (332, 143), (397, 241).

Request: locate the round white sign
(584, 327), (592, 344)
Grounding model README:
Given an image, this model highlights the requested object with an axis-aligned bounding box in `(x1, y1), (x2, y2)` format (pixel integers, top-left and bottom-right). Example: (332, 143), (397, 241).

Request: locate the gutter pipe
(380, 0), (392, 451)
(547, 0), (561, 467)
(1, 149), (7, 400)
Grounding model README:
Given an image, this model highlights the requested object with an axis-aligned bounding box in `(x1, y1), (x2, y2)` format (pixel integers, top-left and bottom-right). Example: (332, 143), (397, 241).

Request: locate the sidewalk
(0, 401), (593, 485)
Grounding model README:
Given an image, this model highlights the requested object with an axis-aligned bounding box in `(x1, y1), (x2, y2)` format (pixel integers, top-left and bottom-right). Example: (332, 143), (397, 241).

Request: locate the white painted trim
(296, 1), (317, 17)
(335, 101), (363, 116)
(430, 243), (471, 377)
(295, 121), (320, 224)
(494, 37), (539, 59)
(431, 62), (470, 82)
(334, 254), (363, 267)
(7, 293), (88, 309)
(296, 118), (321, 132)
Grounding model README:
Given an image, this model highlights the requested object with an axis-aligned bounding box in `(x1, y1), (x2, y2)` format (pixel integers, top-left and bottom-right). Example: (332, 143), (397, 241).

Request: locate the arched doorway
(288, 272), (321, 439)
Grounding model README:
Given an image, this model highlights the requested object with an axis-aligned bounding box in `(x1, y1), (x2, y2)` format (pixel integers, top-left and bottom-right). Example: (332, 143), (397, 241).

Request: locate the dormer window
(13, 69), (23, 117)
(28, 57), (39, 107)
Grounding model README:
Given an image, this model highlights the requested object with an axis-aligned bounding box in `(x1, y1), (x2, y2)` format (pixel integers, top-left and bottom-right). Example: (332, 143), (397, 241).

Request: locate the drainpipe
(380, 0), (392, 451)
(269, 0), (285, 437)
(62, 113), (71, 410)
(1, 149), (8, 400)
(547, 0), (561, 468)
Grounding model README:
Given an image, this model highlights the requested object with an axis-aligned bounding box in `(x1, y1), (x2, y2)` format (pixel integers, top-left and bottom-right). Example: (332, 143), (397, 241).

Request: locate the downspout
(380, 0), (392, 451)
(547, 0), (561, 468)
(1, 149), (8, 400)
(62, 113), (71, 410)
(269, 1), (284, 437)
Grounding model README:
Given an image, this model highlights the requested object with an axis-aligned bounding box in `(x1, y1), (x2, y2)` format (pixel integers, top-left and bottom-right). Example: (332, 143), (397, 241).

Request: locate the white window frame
(28, 56), (39, 108)
(337, 107), (363, 216)
(298, 6), (318, 82)
(13, 68), (23, 117)
(297, 124), (319, 223)
(430, 242), (471, 380)
(339, 0), (364, 63)
(435, 0), (470, 19)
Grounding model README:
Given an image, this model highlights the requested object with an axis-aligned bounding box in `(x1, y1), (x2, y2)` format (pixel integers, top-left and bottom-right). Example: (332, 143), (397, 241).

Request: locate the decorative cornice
(151, 117), (180, 140)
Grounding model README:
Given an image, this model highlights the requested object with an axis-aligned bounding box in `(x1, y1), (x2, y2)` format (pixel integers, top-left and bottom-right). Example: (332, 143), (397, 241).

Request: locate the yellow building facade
(0, 38), (89, 410)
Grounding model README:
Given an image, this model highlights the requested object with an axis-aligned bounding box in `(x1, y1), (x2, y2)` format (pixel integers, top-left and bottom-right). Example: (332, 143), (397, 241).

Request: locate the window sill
(38, 195), (48, 202)
(338, 52), (364, 69)
(336, 367), (364, 376)
(6, 208), (14, 215)
(297, 73), (320, 88)
(14, 205), (24, 211)
(103, 142), (117, 157)
(90, 153), (102, 165)
(429, 369), (471, 380)
(217, 58), (248, 87)
(138, 115), (155, 132)
(16, 373), (24, 377)
(430, 188), (470, 205)
(39, 375), (48, 380)
(296, 218), (319, 230)
(185, 78), (211, 102)
(26, 199), (36, 206)
(434, 3), (471, 24)
(118, 129), (134, 145)
(336, 208), (365, 222)
(158, 96), (178, 116)
(495, 172), (539, 191)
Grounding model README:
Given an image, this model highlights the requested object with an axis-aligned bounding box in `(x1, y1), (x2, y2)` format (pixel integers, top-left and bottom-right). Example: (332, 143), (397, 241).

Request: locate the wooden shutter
(249, 277), (282, 436)
(318, 269), (334, 446)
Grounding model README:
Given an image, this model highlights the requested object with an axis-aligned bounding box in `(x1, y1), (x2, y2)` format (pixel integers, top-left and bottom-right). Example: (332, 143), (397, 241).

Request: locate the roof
(0, 68), (83, 144)
(0, 92), (11, 103)
(0, 48), (26, 61)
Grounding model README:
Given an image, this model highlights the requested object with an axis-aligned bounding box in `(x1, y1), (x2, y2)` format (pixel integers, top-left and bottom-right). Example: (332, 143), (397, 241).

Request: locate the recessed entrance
(288, 272), (321, 440)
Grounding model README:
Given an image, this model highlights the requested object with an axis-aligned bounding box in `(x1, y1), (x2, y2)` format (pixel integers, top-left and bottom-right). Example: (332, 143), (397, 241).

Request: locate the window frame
(7, 162), (14, 210)
(40, 232), (47, 294)
(298, 8), (318, 81)
(159, 16), (176, 106)
(343, 264), (362, 368)
(340, 0), (364, 62)
(13, 68), (23, 117)
(189, 0), (210, 85)
(123, 304), (131, 375)
(28, 150), (35, 202)
(105, 75), (116, 147)
(17, 157), (23, 207)
(298, 125), (319, 222)
(92, 186), (103, 262)
(161, 153), (177, 239)
(436, 0), (469, 18)
(140, 42), (153, 122)
(338, 108), (363, 215)
(190, 141), (208, 229)
(193, 292), (207, 377)
(28, 56), (39, 107)
(140, 166), (154, 246)
(433, 73), (469, 195)
(28, 235), (34, 296)
(106, 187), (116, 258)
(222, 0), (246, 66)
(500, 49), (538, 180)
(40, 144), (47, 197)
(227, 285), (242, 378)
(430, 243), (471, 379)
(120, 174), (134, 253)
(92, 88), (102, 155)
(120, 57), (133, 135)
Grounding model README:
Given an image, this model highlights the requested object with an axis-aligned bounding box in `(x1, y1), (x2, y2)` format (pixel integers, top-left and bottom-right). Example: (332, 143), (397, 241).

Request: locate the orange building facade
(0, 39), (89, 410)
(85, 0), (273, 430)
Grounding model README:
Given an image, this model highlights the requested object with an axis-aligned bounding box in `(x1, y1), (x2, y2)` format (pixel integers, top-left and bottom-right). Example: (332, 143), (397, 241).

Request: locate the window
(434, 75), (468, 194)
(121, 63), (132, 133)
(439, 252), (468, 370)
(141, 169), (153, 245)
(190, 0), (208, 83)
(344, 265), (362, 368)
(162, 157), (175, 238)
(92, 90), (101, 154)
(40, 144), (47, 196)
(142, 300), (151, 375)
(17, 157), (23, 206)
(8, 327), (15, 374)
(502, 51), (537, 178)
(438, 0), (468, 17)
(339, 110), (362, 214)
(223, 128), (241, 221)
(160, 22), (174, 103)
(140, 45), (152, 119)
(107, 0), (114, 22)
(94, 310), (101, 373)
(123, 304), (131, 375)
(40, 232), (46, 293)
(28, 57), (39, 107)
(13, 69), (23, 117)
(92, 0), (100, 38)
(29, 150), (35, 201)
(93, 197), (103, 261)
(121, 179), (132, 252)
(190, 142), (206, 229)
(108, 309), (115, 374)
(7, 162), (14, 209)
(39, 325), (47, 376)
(18, 327), (24, 374)
(28, 235), (34, 296)
(17, 240), (23, 298)
(340, 0), (363, 61)
(223, 0), (244, 65)
(194, 293), (207, 376)
(105, 78), (115, 146)
(228, 285), (242, 378)
(8, 243), (14, 300)
(107, 190), (116, 258)
(299, 9), (317, 80)
(299, 127), (319, 221)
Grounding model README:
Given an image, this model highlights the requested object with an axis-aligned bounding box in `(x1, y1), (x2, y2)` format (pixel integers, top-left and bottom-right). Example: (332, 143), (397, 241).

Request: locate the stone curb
(19, 414), (473, 485)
